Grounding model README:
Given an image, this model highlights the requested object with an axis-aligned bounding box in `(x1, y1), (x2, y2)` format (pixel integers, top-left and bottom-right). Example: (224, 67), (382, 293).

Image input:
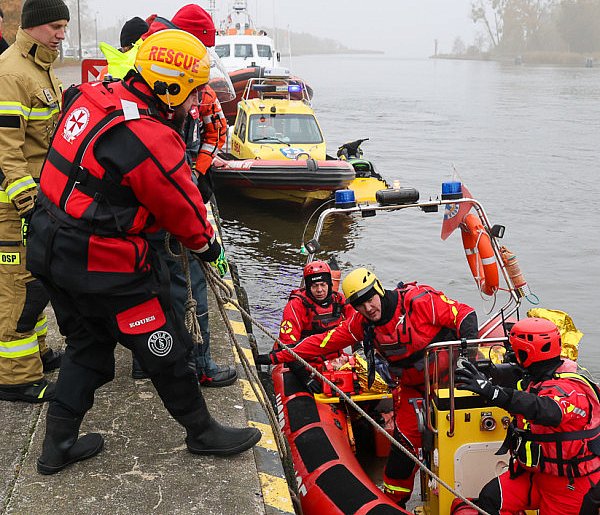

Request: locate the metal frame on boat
(268, 185), (538, 514)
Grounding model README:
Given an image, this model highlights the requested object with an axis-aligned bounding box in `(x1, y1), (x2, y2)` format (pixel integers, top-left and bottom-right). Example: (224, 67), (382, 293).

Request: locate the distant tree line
(270, 27), (380, 56)
(470, 0), (600, 54)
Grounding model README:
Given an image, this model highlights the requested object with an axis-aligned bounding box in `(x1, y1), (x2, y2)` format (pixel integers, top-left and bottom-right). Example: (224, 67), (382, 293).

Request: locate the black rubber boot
(41, 348), (64, 372)
(0, 379), (55, 403)
(37, 414), (104, 475)
(176, 410), (261, 457)
(198, 365), (238, 388)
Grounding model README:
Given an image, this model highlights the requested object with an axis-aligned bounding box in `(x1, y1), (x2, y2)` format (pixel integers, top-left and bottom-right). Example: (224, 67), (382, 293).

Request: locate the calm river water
(57, 55), (600, 372)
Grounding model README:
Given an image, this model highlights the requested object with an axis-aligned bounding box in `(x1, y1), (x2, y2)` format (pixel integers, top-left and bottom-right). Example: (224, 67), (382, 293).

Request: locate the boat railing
(303, 193), (525, 436)
(422, 336), (511, 437)
(304, 195), (522, 317)
(306, 197), (491, 256)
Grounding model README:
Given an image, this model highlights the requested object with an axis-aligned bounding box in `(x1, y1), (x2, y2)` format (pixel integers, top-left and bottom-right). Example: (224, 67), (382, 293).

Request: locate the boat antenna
(287, 23), (292, 68)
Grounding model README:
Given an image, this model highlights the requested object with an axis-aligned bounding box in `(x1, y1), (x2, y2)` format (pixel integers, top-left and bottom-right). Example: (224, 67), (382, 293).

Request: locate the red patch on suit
(87, 234), (148, 273)
(116, 297), (166, 335)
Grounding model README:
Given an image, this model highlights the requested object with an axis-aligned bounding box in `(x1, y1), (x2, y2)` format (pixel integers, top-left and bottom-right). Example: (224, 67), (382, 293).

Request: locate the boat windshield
(215, 44), (230, 58)
(235, 44), (254, 57)
(257, 44), (272, 58)
(248, 114), (323, 144)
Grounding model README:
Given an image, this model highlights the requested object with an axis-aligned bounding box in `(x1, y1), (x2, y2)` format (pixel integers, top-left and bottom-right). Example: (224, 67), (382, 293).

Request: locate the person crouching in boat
(274, 261), (355, 393)
(451, 318), (600, 515)
(257, 267), (478, 507)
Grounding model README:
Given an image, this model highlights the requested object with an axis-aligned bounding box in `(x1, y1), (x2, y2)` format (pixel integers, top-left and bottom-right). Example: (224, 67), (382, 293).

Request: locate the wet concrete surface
(0, 297), (265, 515)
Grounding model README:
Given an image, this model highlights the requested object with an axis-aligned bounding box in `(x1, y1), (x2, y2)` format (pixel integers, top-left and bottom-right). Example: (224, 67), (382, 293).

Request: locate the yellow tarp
(527, 308), (583, 361)
(341, 353), (390, 395)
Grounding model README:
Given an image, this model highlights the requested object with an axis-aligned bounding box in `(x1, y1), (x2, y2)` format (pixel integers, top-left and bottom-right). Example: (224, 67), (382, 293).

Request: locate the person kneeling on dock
(26, 29), (260, 475)
(257, 267), (478, 507)
(451, 318), (600, 515)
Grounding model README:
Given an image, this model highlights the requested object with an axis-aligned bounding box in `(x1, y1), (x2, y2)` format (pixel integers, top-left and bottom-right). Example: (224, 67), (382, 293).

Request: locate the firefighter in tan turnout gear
(0, 0), (69, 403)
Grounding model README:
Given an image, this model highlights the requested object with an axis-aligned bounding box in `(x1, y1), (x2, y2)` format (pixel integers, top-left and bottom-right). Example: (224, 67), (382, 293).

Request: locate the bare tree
(472, 0), (557, 52)
(452, 36), (467, 55)
(471, 0), (507, 48)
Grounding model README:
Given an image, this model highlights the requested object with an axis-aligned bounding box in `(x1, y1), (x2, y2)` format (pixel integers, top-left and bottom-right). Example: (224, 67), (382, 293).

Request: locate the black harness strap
(57, 108), (157, 210)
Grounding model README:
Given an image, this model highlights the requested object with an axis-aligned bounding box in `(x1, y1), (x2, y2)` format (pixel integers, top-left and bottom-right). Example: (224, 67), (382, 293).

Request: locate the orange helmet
(135, 29), (210, 107)
(509, 317), (562, 368)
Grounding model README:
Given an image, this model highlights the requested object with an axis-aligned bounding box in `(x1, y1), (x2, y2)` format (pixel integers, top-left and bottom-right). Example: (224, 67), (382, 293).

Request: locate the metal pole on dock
(77, 0), (82, 60)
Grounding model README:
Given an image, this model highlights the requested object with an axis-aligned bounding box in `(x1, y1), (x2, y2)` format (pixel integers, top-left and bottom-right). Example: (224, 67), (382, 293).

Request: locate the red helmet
(304, 260), (332, 287)
(509, 317), (561, 367)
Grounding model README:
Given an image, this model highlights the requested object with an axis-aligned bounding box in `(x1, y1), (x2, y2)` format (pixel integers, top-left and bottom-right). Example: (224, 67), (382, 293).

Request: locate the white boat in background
(214, 0), (280, 72)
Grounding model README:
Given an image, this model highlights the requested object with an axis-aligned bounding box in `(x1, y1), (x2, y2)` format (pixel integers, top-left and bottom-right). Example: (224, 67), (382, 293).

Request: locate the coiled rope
(165, 233), (289, 459)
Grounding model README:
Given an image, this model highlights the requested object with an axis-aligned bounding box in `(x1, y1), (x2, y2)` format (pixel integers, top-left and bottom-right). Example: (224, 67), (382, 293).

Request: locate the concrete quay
(0, 287), (294, 515)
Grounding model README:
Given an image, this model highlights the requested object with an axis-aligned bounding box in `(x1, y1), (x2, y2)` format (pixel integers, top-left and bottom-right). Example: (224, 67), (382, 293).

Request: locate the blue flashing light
(335, 189), (356, 208)
(441, 181), (463, 200)
(288, 84), (302, 93)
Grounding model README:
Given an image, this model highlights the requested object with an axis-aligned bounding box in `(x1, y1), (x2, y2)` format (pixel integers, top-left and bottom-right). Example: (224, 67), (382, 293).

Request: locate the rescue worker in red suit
(26, 29), (260, 474)
(257, 267), (478, 507)
(452, 317), (600, 515)
(128, 6), (234, 385)
(277, 261), (354, 348)
(275, 261), (355, 393)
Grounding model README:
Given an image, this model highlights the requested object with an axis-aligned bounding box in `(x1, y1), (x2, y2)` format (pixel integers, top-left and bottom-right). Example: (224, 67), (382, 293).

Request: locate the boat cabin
(215, 0), (280, 72)
(215, 33), (280, 72)
(229, 71), (326, 161)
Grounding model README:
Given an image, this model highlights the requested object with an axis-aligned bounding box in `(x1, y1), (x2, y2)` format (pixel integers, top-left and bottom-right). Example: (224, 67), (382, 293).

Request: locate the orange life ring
(461, 213), (499, 295)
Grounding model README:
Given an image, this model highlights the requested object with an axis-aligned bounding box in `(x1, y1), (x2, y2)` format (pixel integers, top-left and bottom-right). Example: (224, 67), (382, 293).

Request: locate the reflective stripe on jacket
(0, 28), (62, 192)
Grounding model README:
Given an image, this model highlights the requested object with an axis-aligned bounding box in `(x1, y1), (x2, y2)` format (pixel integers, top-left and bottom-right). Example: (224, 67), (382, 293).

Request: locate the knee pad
(450, 498), (480, 514)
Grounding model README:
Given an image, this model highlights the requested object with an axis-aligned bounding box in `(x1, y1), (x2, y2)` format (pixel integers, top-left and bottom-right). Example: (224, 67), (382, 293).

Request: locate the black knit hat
(120, 17), (148, 48)
(21, 0), (70, 29)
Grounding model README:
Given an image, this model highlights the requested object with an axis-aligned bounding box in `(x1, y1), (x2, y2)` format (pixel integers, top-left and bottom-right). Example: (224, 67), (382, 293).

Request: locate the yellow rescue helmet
(342, 267), (385, 307)
(134, 29), (210, 107)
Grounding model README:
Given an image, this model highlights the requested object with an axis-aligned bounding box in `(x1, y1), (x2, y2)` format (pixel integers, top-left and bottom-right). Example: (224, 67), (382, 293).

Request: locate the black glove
(455, 359), (510, 406)
(288, 361), (322, 394)
(255, 353), (275, 366)
(196, 169), (215, 204)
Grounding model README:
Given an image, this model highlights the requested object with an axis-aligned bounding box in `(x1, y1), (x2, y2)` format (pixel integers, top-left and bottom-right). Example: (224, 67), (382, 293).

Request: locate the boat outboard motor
(337, 138), (369, 160)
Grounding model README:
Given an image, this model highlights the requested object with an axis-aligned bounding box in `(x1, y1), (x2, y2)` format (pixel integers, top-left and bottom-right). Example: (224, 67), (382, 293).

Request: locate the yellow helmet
(342, 267), (385, 307)
(134, 29), (210, 107)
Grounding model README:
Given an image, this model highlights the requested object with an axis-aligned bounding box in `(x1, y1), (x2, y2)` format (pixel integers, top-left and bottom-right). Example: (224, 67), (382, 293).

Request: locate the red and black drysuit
(276, 288), (354, 347)
(26, 77), (221, 423)
(265, 282), (478, 506)
(472, 359), (600, 515)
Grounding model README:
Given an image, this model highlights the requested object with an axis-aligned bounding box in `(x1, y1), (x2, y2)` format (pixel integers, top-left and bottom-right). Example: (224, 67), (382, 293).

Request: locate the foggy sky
(93, 0), (477, 57)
